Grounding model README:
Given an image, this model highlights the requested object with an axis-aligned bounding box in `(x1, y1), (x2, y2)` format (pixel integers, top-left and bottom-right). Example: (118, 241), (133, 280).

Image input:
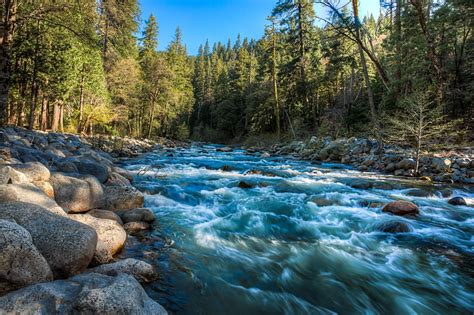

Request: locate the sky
(139, 0), (381, 55)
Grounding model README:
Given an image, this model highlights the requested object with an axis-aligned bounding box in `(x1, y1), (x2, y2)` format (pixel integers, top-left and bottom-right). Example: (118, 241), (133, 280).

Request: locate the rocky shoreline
(0, 126), (171, 314)
(244, 137), (474, 185)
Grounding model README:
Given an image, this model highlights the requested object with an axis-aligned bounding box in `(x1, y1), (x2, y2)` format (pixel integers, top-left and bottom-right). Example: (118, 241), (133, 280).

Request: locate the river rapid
(121, 144), (474, 315)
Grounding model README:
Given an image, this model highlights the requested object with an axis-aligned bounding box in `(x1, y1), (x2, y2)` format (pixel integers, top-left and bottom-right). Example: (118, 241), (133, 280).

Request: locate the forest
(0, 0), (472, 144)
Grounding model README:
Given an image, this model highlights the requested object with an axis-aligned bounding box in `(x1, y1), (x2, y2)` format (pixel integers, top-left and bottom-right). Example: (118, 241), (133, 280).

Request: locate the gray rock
(106, 172), (132, 187)
(86, 258), (158, 283)
(121, 208), (156, 223)
(88, 209), (123, 225)
(103, 185), (144, 211)
(0, 273), (167, 314)
(406, 189), (435, 198)
(396, 159), (416, 170)
(50, 172), (105, 213)
(75, 161), (110, 183)
(432, 158), (451, 173)
(69, 214), (127, 265)
(3, 162), (51, 182)
(0, 202), (97, 278)
(0, 183), (65, 216)
(0, 220), (53, 295)
(216, 146), (233, 152)
(448, 197), (467, 206)
(385, 162), (396, 172)
(123, 221), (150, 235)
(0, 165), (28, 184)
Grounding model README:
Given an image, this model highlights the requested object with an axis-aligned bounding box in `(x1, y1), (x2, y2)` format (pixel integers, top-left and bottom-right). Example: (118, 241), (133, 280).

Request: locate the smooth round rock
(448, 197), (467, 206)
(382, 200), (420, 216)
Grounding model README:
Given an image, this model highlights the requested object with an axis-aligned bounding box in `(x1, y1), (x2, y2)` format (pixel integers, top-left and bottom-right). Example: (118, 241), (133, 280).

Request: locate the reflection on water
(120, 144), (474, 314)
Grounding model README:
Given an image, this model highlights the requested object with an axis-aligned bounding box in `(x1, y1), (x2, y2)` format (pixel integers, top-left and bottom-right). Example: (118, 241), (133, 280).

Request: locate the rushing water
(120, 144), (474, 314)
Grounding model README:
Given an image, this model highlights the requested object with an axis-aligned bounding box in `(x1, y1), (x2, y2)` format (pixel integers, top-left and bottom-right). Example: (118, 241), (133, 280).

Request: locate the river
(119, 144), (474, 314)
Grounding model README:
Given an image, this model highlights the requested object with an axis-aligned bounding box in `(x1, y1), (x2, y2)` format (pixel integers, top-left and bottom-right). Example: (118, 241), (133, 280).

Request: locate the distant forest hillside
(0, 0), (472, 143)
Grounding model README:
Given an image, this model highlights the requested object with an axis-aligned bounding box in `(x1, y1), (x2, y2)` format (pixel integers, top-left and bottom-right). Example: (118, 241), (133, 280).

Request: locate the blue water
(122, 144), (474, 314)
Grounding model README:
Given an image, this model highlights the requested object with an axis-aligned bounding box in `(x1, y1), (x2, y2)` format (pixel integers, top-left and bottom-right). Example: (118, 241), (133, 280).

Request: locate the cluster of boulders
(0, 126), (167, 314)
(246, 137), (474, 184)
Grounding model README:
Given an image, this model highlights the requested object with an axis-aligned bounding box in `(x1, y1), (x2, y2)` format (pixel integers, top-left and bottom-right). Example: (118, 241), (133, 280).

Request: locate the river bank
(241, 137), (474, 185)
(0, 126), (174, 313)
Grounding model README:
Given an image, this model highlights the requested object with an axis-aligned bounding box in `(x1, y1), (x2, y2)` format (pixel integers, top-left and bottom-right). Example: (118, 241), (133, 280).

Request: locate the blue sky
(139, 0), (381, 55)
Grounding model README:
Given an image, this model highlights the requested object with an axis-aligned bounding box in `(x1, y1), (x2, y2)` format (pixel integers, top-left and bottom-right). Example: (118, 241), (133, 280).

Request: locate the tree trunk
(40, 97), (48, 131)
(270, 18), (281, 138)
(59, 103), (64, 132)
(77, 72), (85, 132)
(51, 101), (60, 131)
(352, 0), (377, 130)
(395, 0), (402, 97)
(147, 101), (155, 139)
(0, 0), (17, 125)
(297, 0), (309, 108)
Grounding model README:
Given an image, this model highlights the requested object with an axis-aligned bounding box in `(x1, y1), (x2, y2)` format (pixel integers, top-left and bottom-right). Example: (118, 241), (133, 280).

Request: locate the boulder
(448, 197), (467, 206)
(33, 181), (55, 199)
(216, 146), (233, 152)
(0, 202), (97, 278)
(50, 173), (105, 213)
(375, 220), (413, 233)
(0, 183), (65, 216)
(432, 158), (451, 173)
(105, 172), (131, 187)
(0, 165), (28, 184)
(318, 140), (346, 161)
(121, 208), (156, 223)
(0, 220), (53, 295)
(238, 181), (254, 189)
(75, 161), (110, 183)
(123, 221), (150, 235)
(385, 163), (396, 172)
(69, 214), (127, 265)
(0, 273), (167, 315)
(382, 200), (419, 216)
(406, 189), (435, 198)
(87, 209), (123, 225)
(86, 259), (158, 283)
(396, 159), (416, 170)
(103, 185), (144, 211)
(350, 180), (372, 190)
(4, 162), (51, 182)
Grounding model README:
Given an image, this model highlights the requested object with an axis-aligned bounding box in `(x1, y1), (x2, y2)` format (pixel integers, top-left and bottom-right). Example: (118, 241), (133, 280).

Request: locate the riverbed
(120, 144), (474, 314)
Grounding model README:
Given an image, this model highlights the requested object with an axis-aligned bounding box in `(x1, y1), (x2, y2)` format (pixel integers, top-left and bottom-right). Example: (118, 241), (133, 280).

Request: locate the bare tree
(387, 91), (460, 174)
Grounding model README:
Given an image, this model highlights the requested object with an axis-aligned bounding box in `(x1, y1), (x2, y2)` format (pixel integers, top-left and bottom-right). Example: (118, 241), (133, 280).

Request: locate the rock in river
(0, 202), (97, 278)
(382, 200), (420, 216)
(121, 208), (156, 223)
(86, 258), (158, 283)
(448, 197), (467, 206)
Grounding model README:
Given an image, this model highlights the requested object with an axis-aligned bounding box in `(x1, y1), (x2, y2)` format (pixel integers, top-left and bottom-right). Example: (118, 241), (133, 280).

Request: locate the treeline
(1, 0), (472, 143)
(190, 0), (473, 143)
(0, 0), (193, 138)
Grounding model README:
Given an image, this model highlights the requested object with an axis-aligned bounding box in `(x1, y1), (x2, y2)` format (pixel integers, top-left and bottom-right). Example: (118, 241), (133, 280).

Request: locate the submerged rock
(448, 197), (467, 206)
(382, 200), (420, 216)
(0, 273), (167, 314)
(217, 146), (233, 152)
(406, 189), (435, 198)
(0, 202), (97, 278)
(375, 220), (413, 233)
(0, 220), (53, 295)
(86, 258), (158, 283)
(238, 181), (254, 189)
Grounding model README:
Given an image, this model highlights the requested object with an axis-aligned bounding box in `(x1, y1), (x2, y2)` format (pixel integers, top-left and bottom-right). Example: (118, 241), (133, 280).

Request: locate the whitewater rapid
(121, 144), (474, 314)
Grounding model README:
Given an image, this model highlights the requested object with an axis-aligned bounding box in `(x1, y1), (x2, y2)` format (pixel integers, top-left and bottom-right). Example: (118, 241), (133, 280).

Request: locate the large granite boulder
(0, 202), (97, 278)
(3, 162), (51, 182)
(0, 273), (167, 314)
(0, 220), (53, 295)
(69, 214), (127, 265)
(75, 160), (110, 183)
(0, 183), (65, 216)
(87, 209), (123, 225)
(86, 258), (158, 283)
(103, 185), (144, 211)
(50, 173), (105, 213)
(0, 165), (28, 184)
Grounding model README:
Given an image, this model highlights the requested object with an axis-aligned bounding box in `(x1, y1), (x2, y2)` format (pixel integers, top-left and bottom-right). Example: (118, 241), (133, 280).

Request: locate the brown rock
(382, 200), (419, 216)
